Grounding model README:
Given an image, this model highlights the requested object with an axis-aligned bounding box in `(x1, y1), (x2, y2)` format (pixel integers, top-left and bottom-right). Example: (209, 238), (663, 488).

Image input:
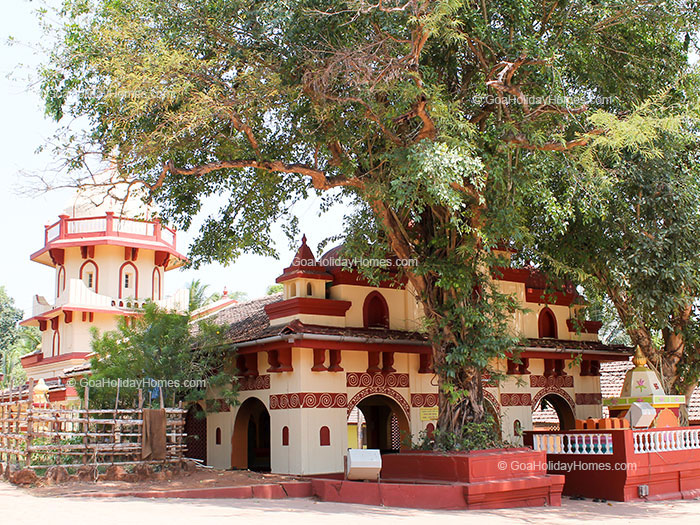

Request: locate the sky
(0, 1), (350, 316)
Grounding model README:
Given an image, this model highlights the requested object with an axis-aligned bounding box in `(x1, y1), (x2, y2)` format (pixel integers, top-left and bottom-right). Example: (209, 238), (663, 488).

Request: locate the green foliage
(266, 284), (283, 295)
(0, 286), (36, 387)
(35, 0), (700, 429)
(411, 415), (505, 452)
(78, 302), (237, 409)
(528, 127), (700, 392)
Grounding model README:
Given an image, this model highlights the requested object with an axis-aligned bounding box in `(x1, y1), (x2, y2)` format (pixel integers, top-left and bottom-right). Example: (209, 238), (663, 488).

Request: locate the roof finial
(632, 346), (648, 368)
(222, 286), (228, 297)
(301, 234), (307, 245)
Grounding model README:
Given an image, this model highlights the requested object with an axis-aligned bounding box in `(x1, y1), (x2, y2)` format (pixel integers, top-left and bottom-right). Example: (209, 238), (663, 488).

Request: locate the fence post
(137, 389), (143, 461)
(112, 382), (120, 464)
(8, 379), (14, 469)
(83, 385), (90, 465)
(26, 381), (34, 468)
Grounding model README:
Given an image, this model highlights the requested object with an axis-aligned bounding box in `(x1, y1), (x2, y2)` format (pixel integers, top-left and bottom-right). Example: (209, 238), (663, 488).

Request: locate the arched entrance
(532, 393), (575, 431)
(184, 404), (207, 463)
(231, 398), (270, 471)
(351, 394), (410, 453)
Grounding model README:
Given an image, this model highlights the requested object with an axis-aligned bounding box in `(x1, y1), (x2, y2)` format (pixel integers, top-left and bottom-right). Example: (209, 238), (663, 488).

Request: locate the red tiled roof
(526, 338), (631, 355)
(201, 293), (428, 345)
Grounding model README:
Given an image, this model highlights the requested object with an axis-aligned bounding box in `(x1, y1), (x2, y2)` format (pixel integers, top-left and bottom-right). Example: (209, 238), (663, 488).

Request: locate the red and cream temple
(196, 237), (631, 475)
(17, 184), (189, 404)
(9, 186), (631, 476)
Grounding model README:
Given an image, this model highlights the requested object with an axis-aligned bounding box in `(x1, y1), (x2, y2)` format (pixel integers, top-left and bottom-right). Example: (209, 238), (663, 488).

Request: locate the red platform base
(312, 449), (564, 510)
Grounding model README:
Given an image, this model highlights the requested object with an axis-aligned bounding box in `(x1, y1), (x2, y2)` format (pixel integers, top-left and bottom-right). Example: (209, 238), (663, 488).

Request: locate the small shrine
(603, 347), (686, 428)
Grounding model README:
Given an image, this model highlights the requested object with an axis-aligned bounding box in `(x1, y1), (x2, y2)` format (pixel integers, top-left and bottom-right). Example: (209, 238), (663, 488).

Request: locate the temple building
(196, 236), (631, 475)
(17, 174), (189, 405)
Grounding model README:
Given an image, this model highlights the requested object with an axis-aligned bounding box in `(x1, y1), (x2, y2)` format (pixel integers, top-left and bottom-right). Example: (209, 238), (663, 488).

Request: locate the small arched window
(152, 267), (162, 300)
(215, 427), (222, 445)
(56, 266), (66, 297)
(282, 426), (289, 446)
(52, 330), (60, 357)
(320, 426), (330, 446)
(513, 419), (522, 437)
(538, 308), (557, 338)
(119, 262), (139, 299)
(363, 291), (389, 328)
(80, 260), (98, 292)
(289, 283), (297, 297)
(306, 282), (313, 297)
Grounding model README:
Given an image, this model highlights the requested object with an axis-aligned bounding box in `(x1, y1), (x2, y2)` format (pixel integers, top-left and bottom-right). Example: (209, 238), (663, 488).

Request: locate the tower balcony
(31, 212), (186, 269)
(21, 278), (189, 328)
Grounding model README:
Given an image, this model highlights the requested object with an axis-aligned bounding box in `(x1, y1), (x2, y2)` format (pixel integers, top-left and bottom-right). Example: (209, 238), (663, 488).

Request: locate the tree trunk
(436, 366), (485, 433)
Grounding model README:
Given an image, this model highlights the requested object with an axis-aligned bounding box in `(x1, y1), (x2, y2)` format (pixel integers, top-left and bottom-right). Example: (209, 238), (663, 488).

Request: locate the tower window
(538, 308), (557, 338)
(87, 272), (94, 289)
(363, 292), (389, 328)
(124, 273), (132, 289)
(306, 282), (313, 296)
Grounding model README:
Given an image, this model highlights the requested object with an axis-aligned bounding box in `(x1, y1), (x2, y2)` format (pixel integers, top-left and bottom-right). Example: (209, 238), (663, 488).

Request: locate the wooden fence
(0, 383), (186, 470)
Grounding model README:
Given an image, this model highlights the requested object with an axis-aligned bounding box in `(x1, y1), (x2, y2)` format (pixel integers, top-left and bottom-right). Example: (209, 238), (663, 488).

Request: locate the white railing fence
(67, 217), (107, 234)
(532, 432), (614, 455)
(633, 428), (700, 454)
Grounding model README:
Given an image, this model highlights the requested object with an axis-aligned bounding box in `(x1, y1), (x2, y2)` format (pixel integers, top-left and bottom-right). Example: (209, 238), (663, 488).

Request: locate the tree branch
(155, 159), (364, 192)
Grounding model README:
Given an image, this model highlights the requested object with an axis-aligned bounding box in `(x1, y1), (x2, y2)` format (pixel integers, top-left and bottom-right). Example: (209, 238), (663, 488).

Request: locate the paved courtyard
(1, 483), (699, 524)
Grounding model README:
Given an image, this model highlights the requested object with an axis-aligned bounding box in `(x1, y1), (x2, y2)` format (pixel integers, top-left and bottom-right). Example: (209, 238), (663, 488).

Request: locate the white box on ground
(346, 449), (382, 481)
(626, 402), (656, 428)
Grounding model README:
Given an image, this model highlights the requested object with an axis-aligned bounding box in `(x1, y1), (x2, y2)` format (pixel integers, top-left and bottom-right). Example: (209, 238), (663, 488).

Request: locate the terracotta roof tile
(526, 338), (631, 354)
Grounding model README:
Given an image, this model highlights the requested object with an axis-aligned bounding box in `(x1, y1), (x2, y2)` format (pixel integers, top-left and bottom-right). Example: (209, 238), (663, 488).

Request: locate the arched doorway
(184, 404), (207, 463)
(532, 393), (575, 431)
(351, 394), (410, 453)
(231, 398), (270, 471)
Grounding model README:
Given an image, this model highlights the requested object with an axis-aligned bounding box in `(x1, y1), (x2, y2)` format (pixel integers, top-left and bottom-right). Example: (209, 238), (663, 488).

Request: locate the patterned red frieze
(237, 375), (271, 391)
(346, 387), (411, 420)
(346, 372), (409, 389)
(529, 375), (574, 388)
(575, 393), (602, 405)
(483, 390), (501, 414)
(531, 386), (576, 417)
(500, 393), (533, 406)
(410, 393), (438, 408)
(269, 392), (348, 410)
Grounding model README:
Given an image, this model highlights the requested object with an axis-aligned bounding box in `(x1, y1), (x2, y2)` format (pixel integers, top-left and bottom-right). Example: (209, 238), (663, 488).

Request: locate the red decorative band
(346, 372), (409, 389)
(500, 393), (533, 406)
(410, 393), (438, 408)
(575, 393), (602, 405)
(529, 375), (574, 388)
(237, 375), (271, 391)
(269, 392), (348, 410)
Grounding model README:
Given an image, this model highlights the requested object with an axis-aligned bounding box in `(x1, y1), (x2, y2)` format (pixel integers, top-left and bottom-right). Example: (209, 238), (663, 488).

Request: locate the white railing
(160, 227), (175, 245)
(155, 288), (189, 312)
(45, 222), (61, 242)
(114, 218), (154, 236)
(31, 295), (52, 317)
(634, 428), (700, 453)
(57, 279), (113, 309)
(67, 217), (107, 234)
(532, 433), (614, 455)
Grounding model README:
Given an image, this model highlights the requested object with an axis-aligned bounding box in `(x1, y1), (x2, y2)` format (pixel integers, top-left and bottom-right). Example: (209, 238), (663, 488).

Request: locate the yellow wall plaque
(419, 406), (438, 421)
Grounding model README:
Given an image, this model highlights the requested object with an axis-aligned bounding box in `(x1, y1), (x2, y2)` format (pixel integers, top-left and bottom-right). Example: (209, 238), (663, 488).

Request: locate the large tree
(38, 0), (698, 434)
(84, 303), (237, 409)
(0, 286), (36, 387)
(528, 129), (700, 409)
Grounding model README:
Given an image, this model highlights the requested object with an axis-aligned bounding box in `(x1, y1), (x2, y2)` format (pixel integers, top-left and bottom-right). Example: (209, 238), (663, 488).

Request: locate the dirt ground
(1, 481), (699, 525)
(28, 467), (300, 497)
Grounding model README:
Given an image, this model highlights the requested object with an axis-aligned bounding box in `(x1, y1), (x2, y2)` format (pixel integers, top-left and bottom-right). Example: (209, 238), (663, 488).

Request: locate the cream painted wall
(207, 411), (234, 470)
(57, 245), (164, 302)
